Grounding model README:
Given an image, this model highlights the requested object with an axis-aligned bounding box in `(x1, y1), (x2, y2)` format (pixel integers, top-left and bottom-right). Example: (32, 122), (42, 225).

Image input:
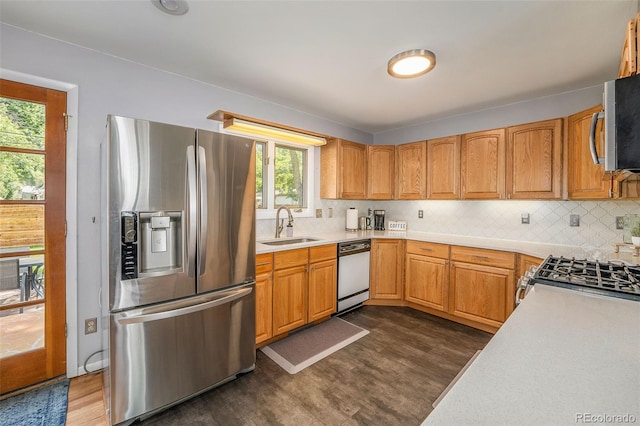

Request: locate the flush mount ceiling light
(151, 0), (189, 15)
(387, 49), (436, 78)
(223, 118), (327, 146)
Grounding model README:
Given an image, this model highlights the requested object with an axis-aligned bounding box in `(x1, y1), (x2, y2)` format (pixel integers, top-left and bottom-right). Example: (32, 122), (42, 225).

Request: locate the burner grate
(535, 256), (640, 297)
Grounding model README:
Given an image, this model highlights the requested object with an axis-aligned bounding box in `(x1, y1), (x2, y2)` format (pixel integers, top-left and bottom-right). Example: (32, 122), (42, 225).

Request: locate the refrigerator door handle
(186, 145), (197, 277)
(117, 286), (253, 325)
(198, 145), (208, 276)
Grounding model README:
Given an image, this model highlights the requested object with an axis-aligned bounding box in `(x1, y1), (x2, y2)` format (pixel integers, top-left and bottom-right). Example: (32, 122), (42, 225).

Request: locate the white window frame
(219, 124), (315, 219)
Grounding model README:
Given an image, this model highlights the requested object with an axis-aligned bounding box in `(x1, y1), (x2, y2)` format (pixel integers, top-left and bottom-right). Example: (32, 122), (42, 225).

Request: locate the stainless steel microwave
(589, 73), (640, 172)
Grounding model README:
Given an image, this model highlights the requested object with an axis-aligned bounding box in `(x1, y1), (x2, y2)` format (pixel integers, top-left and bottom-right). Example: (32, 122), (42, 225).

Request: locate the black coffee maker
(373, 209), (385, 231)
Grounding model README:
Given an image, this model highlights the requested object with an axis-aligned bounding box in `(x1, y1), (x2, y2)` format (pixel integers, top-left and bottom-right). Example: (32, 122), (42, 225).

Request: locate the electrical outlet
(569, 214), (580, 227)
(328, 208), (333, 218)
(616, 216), (624, 230)
(521, 212), (530, 224)
(85, 318), (97, 334)
(418, 210), (424, 219)
(315, 209), (322, 218)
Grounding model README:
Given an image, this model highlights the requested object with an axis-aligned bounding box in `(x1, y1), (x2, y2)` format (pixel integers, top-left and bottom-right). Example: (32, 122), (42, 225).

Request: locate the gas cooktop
(532, 256), (640, 302)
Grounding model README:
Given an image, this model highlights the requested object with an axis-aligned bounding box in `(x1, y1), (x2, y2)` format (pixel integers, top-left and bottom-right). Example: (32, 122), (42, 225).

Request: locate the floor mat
(260, 317), (369, 374)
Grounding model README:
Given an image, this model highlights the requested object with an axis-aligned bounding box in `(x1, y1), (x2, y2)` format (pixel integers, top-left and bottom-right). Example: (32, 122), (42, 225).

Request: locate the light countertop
(256, 230), (640, 264)
(422, 284), (640, 425)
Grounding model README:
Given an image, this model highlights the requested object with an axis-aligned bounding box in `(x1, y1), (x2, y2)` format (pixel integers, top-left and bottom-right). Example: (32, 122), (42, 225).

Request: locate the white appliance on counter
(337, 240), (370, 314)
(346, 207), (358, 232)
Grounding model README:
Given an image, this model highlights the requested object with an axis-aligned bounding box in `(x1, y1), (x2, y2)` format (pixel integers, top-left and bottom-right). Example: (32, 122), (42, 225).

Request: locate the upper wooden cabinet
(396, 141), (427, 199)
(618, 15), (638, 78)
(321, 139), (367, 199)
(567, 105), (612, 199)
(367, 145), (395, 199)
(427, 135), (461, 199)
(506, 119), (563, 200)
(461, 128), (506, 199)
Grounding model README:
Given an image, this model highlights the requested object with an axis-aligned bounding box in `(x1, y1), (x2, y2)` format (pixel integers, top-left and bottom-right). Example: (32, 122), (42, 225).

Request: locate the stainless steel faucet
(275, 206), (294, 238)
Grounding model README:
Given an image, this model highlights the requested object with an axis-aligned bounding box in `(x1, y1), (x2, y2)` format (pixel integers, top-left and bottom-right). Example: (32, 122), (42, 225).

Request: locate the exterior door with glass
(0, 79), (67, 394)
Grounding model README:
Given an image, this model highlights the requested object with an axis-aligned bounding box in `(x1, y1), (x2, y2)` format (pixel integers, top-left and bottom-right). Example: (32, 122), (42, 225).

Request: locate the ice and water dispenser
(120, 211), (183, 280)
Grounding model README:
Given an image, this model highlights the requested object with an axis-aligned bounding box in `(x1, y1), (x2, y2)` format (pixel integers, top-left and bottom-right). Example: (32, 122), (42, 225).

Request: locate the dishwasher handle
(338, 241), (371, 256)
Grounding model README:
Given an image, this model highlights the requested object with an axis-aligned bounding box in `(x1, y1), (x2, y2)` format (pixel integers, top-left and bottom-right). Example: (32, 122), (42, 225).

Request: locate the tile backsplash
(257, 199), (640, 251)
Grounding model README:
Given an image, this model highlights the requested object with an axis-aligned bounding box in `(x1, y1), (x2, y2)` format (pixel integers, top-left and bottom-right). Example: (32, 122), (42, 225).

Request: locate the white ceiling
(0, 1), (637, 134)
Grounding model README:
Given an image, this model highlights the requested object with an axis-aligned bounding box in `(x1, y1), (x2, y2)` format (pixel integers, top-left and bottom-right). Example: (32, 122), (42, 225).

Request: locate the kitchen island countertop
(422, 284), (640, 426)
(256, 230), (640, 265)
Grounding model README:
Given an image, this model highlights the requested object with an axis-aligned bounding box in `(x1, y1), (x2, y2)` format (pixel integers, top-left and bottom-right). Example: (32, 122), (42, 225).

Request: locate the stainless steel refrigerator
(101, 115), (256, 425)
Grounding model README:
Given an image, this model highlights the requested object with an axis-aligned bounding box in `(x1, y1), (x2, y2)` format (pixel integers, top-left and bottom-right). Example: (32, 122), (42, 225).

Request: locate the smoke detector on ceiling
(151, 0), (189, 16)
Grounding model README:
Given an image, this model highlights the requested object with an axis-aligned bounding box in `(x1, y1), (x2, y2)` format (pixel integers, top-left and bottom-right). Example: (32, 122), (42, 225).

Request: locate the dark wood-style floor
(139, 306), (492, 425)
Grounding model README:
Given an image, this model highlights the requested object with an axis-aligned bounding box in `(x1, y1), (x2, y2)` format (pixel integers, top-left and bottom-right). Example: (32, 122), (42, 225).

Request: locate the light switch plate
(521, 212), (530, 224)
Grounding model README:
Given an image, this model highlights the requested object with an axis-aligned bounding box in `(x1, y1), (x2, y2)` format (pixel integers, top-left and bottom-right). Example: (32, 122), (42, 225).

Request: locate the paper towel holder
(346, 207), (358, 232)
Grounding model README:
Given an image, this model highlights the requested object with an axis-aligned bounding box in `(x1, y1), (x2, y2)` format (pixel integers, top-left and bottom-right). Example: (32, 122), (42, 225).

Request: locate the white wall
(373, 85), (603, 144)
(0, 23), (370, 374)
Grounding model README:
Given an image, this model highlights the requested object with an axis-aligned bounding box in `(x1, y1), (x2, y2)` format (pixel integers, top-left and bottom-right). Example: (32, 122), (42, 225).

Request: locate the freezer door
(107, 116), (197, 310)
(107, 283), (256, 425)
(196, 130), (256, 293)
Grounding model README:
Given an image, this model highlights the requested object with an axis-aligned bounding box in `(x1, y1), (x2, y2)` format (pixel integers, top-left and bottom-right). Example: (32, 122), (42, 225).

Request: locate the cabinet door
(308, 259), (337, 321)
(273, 265), (308, 335)
(517, 254), (543, 279)
(340, 140), (367, 199)
(405, 254), (448, 311)
(367, 145), (395, 199)
(396, 141), (427, 199)
(449, 262), (514, 328)
(506, 119), (563, 199)
(461, 129), (506, 199)
(427, 136), (460, 199)
(567, 105), (612, 199)
(320, 139), (366, 199)
(255, 272), (273, 345)
(370, 239), (404, 300)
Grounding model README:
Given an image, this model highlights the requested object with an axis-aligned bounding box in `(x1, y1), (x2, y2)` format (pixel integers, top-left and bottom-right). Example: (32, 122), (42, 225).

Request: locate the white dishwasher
(337, 240), (371, 314)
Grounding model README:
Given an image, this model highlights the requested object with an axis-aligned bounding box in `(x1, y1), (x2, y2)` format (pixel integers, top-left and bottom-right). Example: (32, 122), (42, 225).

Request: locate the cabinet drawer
(256, 253), (273, 275)
(405, 240), (449, 258)
(451, 245), (515, 269)
(309, 244), (337, 263)
(274, 248), (309, 270)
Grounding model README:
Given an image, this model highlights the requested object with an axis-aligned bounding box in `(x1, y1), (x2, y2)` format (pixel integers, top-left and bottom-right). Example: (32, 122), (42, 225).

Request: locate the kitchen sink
(259, 237), (321, 246)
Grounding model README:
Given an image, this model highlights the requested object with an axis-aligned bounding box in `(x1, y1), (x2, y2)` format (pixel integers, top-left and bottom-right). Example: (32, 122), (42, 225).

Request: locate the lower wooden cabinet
(449, 246), (516, 329)
(309, 258), (337, 321)
(259, 244), (337, 343)
(449, 262), (514, 328)
(404, 241), (450, 312)
(370, 239), (404, 301)
(273, 264), (308, 335)
(308, 244), (337, 321)
(255, 253), (273, 345)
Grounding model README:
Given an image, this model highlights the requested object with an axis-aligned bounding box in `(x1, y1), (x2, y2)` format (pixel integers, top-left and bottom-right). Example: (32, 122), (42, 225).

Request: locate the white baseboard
(77, 360), (104, 375)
